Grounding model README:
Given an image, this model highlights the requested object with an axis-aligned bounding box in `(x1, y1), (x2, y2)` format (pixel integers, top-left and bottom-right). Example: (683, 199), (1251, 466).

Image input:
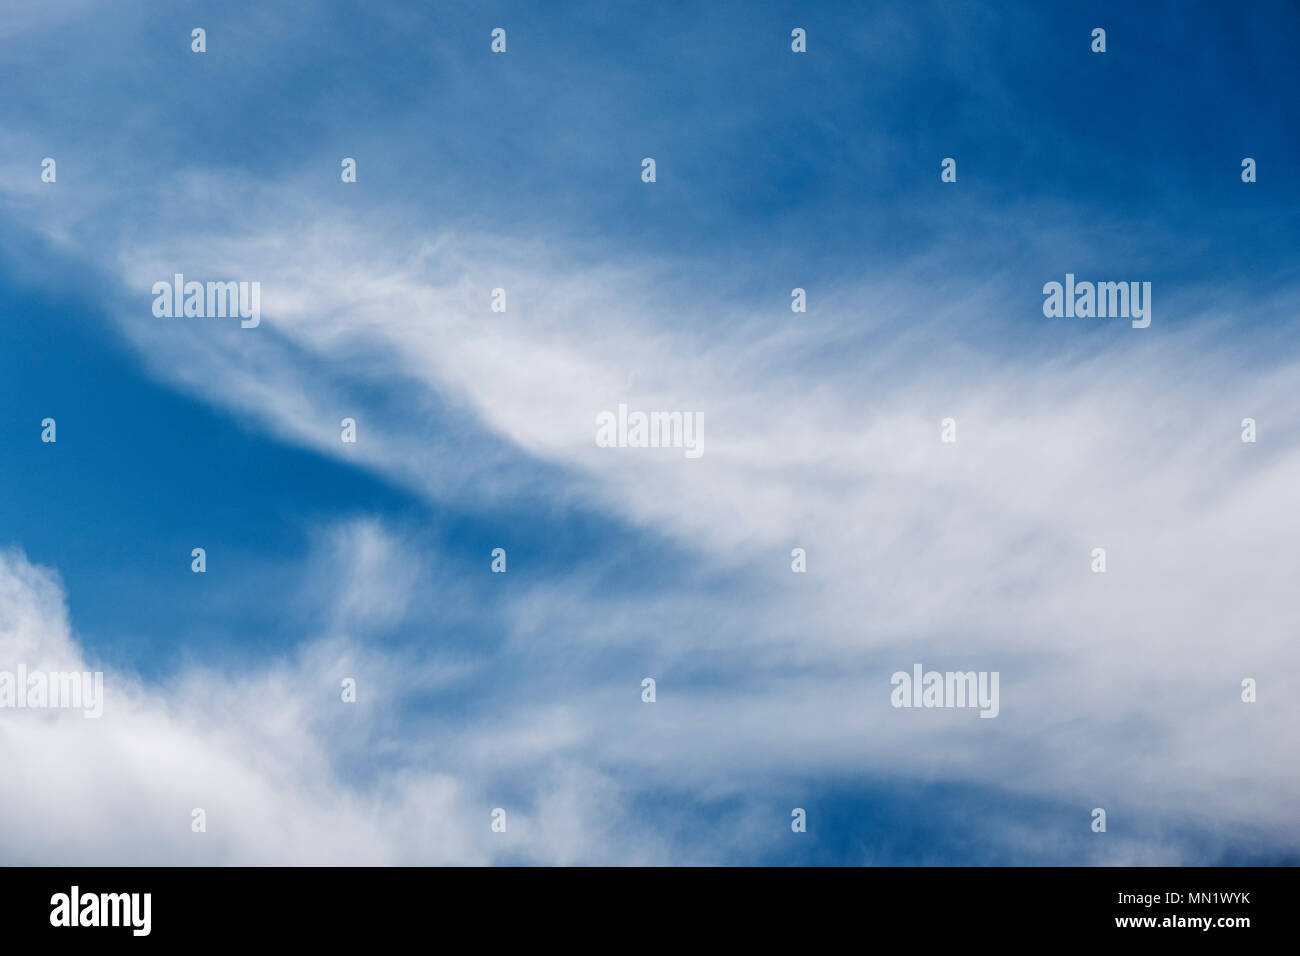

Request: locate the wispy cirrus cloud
(81, 179), (1300, 855)
(2, 0), (1297, 866)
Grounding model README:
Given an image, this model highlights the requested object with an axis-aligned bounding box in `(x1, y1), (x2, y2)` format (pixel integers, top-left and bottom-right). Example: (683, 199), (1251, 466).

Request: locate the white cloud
(0, 543), (686, 865)
(3, 142), (1298, 863)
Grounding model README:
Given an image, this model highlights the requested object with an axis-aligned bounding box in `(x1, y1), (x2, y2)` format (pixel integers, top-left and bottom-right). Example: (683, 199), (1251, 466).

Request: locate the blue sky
(1, 0), (1298, 865)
